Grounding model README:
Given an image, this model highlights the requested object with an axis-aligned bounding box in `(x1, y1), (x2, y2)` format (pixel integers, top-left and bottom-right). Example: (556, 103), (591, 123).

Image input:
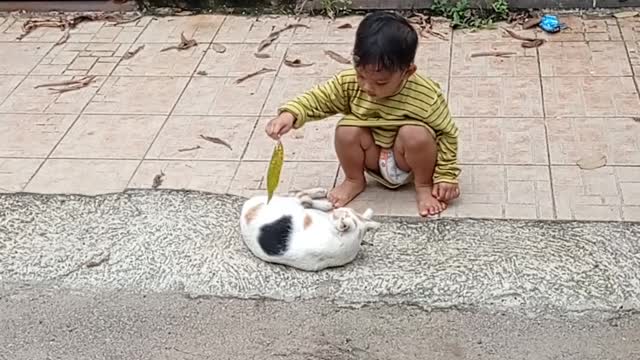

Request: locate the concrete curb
(1, 189), (639, 317)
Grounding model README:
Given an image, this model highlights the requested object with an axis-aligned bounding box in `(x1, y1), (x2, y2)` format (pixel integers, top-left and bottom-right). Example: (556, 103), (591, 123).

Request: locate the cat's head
(332, 207), (380, 233)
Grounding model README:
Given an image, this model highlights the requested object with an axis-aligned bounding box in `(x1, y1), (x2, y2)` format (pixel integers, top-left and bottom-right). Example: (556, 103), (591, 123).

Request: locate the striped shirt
(278, 68), (460, 184)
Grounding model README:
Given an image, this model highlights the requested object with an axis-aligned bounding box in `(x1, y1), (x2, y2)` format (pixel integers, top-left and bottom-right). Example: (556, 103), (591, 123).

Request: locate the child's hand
(265, 112), (296, 140)
(432, 183), (460, 203)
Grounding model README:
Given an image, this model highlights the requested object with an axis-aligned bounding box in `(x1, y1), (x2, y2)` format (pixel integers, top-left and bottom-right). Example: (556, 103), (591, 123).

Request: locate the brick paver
(0, 12), (639, 221)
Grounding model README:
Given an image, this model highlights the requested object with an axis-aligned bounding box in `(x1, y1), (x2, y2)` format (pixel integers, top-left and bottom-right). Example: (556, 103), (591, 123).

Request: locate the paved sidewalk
(0, 12), (639, 221)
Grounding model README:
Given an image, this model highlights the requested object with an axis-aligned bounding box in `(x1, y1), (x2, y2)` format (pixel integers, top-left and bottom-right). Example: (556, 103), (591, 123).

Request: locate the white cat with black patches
(239, 188), (380, 272)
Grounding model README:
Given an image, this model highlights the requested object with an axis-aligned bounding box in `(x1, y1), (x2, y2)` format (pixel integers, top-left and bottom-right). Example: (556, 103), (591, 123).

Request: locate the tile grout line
(536, 41), (557, 220)
(618, 18), (640, 105)
(123, 16), (229, 191)
(20, 16), (155, 192)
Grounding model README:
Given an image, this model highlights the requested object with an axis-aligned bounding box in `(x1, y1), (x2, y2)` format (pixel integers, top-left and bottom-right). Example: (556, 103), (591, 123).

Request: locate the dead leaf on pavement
(521, 39), (545, 48)
(123, 44), (145, 59)
(161, 32), (197, 52)
(36, 75), (97, 93)
(178, 145), (202, 152)
(522, 17), (541, 29)
(632, 117), (640, 123)
(235, 67), (275, 84)
(199, 135), (233, 151)
(470, 51), (517, 58)
(211, 43), (227, 53)
(613, 11), (639, 18)
(577, 154), (607, 170)
(502, 27), (536, 41)
(152, 170), (165, 189)
(196, 70), (208, 75)
(284, 57), (314, 68)
(257, 23), (310, 53)
(324, 50), (351, 64)
(337, 23), (353, 29)
(254, 52), (271, 59)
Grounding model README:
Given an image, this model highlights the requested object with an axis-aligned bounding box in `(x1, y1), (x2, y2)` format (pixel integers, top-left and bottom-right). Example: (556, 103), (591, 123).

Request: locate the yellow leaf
(266, 140), (284, 203)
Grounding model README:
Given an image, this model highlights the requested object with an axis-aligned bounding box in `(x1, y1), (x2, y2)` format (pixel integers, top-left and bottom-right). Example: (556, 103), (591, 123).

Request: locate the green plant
(431, 0), (509, 29)
(320, 0), (351, 18)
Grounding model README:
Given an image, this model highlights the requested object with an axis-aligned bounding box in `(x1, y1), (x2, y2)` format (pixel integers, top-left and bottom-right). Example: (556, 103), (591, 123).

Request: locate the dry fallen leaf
(152, 170), (165, 189)
(257, 32), (280, 52)
(522, 17), (541, 29)
(521, 39), (545, 48)
(284, 58), (314, 68)
(577, 154), (607, 170)
(161, 32), (197, 52)
(178, 145), (202, 152)
(196, 70), (208, 75)
(254, 52), (271, 59)
(123, 44), (145, 60)
(614, 11), (639, 18)
(199, 135), (233, 151)
(235, 67), (276, 84)
(324, 50), (351, 64)
(37, 75), (97, 93)
(503, 27), (536, 41)
(337, 23), (353, 29)
(633, 117), (640, 123)
(470, 51), (517, 58)
(211, 43), (227, 53)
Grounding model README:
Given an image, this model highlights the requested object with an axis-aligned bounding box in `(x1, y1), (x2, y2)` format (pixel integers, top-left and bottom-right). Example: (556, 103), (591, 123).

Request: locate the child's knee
(335, 126), (373, 147)
(397, 125), (435, 150)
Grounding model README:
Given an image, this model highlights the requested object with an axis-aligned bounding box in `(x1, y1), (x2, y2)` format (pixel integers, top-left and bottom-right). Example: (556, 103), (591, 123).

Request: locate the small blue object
(539, 15), (565, 33)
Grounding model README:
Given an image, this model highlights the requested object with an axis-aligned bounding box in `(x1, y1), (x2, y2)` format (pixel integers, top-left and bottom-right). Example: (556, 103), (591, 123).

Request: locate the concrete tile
(173, 76), (273, 116)
(625, 40), (640, 74)
(551, 166), (627, 221)
(546, 117), (640, 165)
(451, 42), (538, 77)
(229, 161), (338, 198)
(137, 15), (224, 44)
(0, 42), (53, 75)
(147, 115), (258, 161)
(197, 43), (287, 77)
(457, 118), (548, 165)
(620, 16), (640, 41)
(51, 114), (166, 159)
(453, 26), (537, 43)
(0, 75), (104, 114)
(278, 43), (353, 77)
(113, 43), (205, 76)
(0, 158), (43, 192)
(539, 41), (632, 77)
(24, 159), (139, 195)
(292, 16), (362, 43)
(415, 41), (451, 78)
(448, 165), (554, 220)
(244, 116), (338, 162)
(128, 160), (238, 193)
(85, 76), (189, 115)
(449, 77), (543, 117)
(536, 16), (621, 42)
(214, 15), (296, 43)
(542, 77), (640, 117)
(0, 19), (64, 42)
(0, 113), (76, 157)
(0, 75), (24, 104)
(337, 164), (554, 219)
(68, 21), (145, 43)
(262, 76), (331, 116)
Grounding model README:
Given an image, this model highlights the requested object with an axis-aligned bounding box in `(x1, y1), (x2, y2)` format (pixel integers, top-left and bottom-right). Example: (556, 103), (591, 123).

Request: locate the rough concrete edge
(2, 187), (639, 225)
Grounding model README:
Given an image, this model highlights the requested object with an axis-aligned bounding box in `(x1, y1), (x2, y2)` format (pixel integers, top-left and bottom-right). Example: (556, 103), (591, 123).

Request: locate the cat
(239, 187), (380, 272)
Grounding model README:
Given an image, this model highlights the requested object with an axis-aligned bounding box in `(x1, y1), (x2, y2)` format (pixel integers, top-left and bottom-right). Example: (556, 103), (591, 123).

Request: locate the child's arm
(423, 92), (460, 184)
(278, 74), (348, 129)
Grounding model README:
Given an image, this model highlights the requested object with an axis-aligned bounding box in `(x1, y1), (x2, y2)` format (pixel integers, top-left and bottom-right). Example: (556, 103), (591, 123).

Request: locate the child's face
(355, 64), (417, 99)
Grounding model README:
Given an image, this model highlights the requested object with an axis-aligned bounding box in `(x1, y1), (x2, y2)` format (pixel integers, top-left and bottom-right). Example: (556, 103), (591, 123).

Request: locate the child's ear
(405, 64), (417, 78)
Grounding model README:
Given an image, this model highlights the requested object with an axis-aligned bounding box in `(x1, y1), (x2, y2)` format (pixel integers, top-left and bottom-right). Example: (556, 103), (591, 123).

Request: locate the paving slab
(0, 13), (639, 220)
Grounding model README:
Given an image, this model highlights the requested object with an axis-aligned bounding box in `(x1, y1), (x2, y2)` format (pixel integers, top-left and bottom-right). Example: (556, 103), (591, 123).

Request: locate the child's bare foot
(328, 179), (366, 208)
(416, 185), (446, 217)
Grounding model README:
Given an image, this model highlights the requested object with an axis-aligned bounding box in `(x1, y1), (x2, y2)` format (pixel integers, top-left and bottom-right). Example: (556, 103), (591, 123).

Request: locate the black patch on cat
(258, 215), (292, 256)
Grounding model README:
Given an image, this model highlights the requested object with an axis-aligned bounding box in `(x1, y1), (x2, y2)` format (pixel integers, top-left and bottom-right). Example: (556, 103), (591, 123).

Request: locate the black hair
(352, 11), (418, 72)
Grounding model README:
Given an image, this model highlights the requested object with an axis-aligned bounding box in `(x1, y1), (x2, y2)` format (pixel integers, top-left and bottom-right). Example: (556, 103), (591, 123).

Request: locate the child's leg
(393, 125), (445, 217)
(329, 126), (380, 207)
